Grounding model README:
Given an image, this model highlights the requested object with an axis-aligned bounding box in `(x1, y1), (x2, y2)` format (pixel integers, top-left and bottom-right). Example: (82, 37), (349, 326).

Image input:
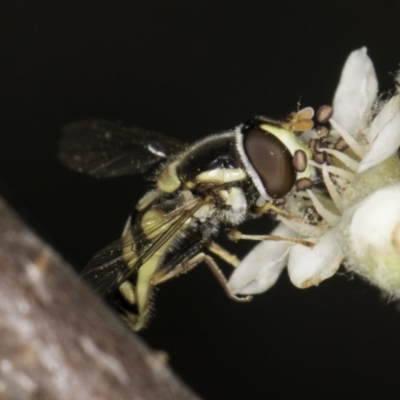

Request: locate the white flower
(229, 47), (400, 297)
(343, 184), (400, 295)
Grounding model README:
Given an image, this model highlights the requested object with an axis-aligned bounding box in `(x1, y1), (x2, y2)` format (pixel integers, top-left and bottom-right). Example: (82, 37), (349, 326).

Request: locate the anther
(295, 178), (314, 191)
(292, 149), (308, 172)
(316, 105), (334, 124)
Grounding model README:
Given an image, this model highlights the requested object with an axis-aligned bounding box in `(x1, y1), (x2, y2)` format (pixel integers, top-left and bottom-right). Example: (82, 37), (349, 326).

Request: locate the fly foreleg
(151, 252), (252, 302)
(228, 227), (315, 248)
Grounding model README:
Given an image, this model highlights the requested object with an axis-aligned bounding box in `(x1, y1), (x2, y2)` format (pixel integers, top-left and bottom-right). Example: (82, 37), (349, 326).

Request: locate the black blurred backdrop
(1, 2), (400, 399)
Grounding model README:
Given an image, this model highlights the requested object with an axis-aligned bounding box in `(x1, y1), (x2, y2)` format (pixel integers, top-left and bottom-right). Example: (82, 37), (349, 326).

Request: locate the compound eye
(243, 127), (295, 198)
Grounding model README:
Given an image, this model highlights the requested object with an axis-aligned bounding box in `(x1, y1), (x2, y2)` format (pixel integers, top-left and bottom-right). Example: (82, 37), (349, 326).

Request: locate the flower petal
(332, 47), (378, 135)
(345, 184), (400, 296)
(358, 94), (400, 173)
(228, 223), (296, 295)
(287, 227), (343, 288)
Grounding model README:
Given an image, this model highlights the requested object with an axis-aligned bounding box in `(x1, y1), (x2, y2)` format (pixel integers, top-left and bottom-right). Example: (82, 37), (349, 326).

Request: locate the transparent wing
(81, 196), (209, 295)
(59, 119), (187, 178)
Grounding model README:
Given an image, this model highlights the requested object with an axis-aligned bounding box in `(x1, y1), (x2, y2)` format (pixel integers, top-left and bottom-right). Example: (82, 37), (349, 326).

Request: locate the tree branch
(0, 197), (201, 400)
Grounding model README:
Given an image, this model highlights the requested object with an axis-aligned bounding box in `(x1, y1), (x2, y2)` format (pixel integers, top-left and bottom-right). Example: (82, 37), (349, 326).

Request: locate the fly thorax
(175, 132), (246, 187)
(157, 159), (182, 193)
(193, 203), (215, 222)
(136, 189), (162, 211)
(217, 186), (248, 225)
(198, 219), (221, 238)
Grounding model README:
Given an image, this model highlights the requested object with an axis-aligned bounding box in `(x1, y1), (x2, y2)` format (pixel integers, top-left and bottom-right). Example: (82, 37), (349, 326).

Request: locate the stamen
(329, 118), (365, 158)
(306, 189), (340, 226)
(321, 164), (342, 211)
(309, 160), (355, 181)
(325, 165), (355, 182)
(319, 148), (359, 172)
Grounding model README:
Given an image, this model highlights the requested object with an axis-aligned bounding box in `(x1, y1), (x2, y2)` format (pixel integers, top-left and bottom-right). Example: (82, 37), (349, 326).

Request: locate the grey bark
(0, 197), (201, 400)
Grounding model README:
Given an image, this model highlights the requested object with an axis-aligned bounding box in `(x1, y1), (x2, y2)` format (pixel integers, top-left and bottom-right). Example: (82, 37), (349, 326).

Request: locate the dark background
(1, 2), (400, 399)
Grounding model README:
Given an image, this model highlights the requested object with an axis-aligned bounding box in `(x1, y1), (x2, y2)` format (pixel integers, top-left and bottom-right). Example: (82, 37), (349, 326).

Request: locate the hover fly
(59, 108), (315, 330)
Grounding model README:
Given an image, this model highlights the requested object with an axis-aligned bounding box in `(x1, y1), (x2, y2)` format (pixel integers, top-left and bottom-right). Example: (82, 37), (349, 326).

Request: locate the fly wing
(80, 238), (127, 295)
(81, 196), (208, 295)
(59, 120), (187, 178)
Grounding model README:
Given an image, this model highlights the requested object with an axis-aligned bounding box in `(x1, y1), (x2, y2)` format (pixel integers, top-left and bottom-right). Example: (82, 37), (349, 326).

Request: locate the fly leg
(237, 201), (318, 248)
(206, 240), (240, 268)
(255, 202), (324, 227)
(228, 227), (315, 248)
(151, 252), (252, 302)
